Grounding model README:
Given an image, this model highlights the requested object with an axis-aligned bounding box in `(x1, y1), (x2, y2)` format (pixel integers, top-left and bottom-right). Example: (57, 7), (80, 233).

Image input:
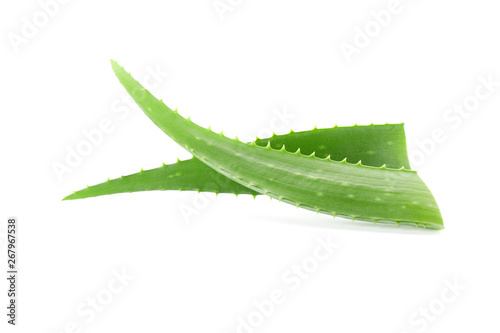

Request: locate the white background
(1, 0), (500, 332)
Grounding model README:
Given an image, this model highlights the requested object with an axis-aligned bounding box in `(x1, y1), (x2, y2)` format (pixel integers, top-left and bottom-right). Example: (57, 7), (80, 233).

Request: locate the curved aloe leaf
(67, 60), (442, 229)
(63, 124), (411, 200)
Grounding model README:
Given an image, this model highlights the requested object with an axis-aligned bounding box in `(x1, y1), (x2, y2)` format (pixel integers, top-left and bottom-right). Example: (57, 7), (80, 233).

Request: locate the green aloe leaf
(64, 60), (443, 229)
(63, 123), (411, 200)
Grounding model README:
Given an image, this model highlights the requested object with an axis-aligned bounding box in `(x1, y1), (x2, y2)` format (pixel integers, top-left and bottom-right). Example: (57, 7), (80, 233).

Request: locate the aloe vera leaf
(86, 60), (442, 229)
(63, 124), (410, 200)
